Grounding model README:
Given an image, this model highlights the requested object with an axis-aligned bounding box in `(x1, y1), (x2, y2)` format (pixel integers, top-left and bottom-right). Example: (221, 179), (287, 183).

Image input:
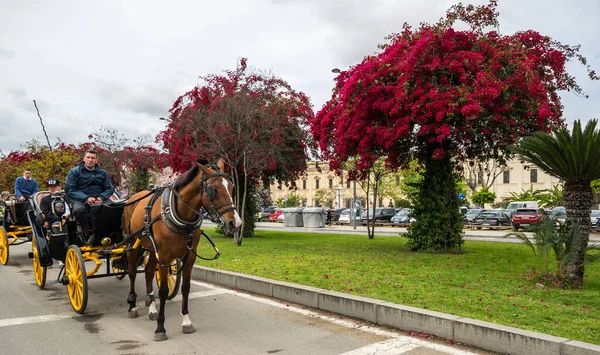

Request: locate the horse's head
(197, 163), (242, 235)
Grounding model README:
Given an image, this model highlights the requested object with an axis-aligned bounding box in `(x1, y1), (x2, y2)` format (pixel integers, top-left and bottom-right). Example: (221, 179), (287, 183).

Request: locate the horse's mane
(173, 159), (214, 190)
(173, 165), (199, 190)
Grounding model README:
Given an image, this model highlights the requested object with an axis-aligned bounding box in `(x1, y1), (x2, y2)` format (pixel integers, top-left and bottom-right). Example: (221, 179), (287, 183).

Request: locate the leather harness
(124, 172), (234, 265)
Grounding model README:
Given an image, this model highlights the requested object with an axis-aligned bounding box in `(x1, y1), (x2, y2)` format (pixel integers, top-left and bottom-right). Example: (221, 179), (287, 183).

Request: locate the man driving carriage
(64, 149), (114, 239)
(14, 168), (39, 201)
(39, 178), (70, 230)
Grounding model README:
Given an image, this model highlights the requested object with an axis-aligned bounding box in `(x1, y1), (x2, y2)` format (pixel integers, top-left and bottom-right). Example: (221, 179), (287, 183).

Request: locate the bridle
(199, 172), (236, 219)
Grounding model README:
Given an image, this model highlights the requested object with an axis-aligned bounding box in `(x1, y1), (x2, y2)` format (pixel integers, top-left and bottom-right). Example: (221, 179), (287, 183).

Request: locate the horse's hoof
(128, 310), (139, 319)
(154, 332), (168, 341)
(182, 324), (196, 334)
(148, 312), (157, 321)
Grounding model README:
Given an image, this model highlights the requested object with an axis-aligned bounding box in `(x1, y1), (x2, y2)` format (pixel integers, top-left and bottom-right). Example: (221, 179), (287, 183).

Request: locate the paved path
(249, 221), (600, 244)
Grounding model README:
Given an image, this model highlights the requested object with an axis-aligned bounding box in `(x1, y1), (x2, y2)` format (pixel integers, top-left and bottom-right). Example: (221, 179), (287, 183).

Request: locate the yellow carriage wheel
(65, 246), (88, 314)
(31, 235), (47, 288)
(0, 226), (9, 265)
(156, 258), (181, 300)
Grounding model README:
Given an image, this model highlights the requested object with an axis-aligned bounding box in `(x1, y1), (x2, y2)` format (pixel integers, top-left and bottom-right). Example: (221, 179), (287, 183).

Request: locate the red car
(512, 208), (545, 231)
(269, 209), (283, 221)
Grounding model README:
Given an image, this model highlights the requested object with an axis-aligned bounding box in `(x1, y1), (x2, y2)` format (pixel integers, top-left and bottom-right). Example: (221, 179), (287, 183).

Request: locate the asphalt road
(0, 243), (494, 355)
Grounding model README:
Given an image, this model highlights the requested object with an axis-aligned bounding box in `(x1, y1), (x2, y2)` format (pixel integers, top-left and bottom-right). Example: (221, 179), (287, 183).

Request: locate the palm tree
(511, 119), (600, 288)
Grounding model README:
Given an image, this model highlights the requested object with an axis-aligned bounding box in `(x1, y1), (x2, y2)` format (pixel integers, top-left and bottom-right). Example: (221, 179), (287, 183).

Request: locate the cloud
(0, 47), (14, 59)
(0, 0), (598, 154)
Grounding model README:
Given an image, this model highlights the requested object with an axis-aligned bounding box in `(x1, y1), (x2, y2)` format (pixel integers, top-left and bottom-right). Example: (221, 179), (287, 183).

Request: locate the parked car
(506, 201), (539, 212)
(591, 210), (600, 227)
(550, 206), (566, 225)
(338, 209), (350, 224)
(391, 209), (414, 224)
(260, 206), (278, 221)
(462, 209), (486, 224)
(331, 208), (346, 222)
(497, 209), (515, 218)
(269, 208), (283, 221)
(361, 207), (396, 222)
(512, 208), (545, 231)
(473, 210), (512, 228)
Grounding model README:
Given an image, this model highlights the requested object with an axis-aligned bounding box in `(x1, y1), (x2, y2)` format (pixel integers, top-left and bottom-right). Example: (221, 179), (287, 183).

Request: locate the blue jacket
(14, 176), (39, 199)
(65, 162), (114, 203)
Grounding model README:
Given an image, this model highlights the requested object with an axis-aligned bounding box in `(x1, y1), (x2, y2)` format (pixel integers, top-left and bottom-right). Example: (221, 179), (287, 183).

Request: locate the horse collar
(160, 187), (202, 235)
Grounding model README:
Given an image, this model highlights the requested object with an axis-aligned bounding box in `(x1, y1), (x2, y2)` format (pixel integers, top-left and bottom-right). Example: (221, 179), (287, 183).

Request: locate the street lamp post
(336, 185), (343, 209)
(352, 180), (357, 229)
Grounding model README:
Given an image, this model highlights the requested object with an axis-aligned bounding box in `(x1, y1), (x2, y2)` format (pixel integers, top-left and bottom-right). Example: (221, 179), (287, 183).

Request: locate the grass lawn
(195, 229), (600, 345)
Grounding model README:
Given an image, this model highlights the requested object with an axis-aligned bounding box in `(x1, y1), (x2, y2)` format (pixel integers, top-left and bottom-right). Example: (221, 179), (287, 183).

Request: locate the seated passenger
(64, 149), (114, 239)
(0, 191), (10, 202)
(40, 179), (70, 231)
(14, 168), (39, 201)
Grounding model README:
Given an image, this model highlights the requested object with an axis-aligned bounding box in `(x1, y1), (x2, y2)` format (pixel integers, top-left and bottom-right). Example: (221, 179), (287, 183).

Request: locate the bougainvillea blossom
(310, 0), (598, 178)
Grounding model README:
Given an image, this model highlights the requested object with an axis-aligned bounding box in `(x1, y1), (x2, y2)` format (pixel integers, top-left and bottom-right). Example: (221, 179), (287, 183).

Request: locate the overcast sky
(1, 0), (598, 155)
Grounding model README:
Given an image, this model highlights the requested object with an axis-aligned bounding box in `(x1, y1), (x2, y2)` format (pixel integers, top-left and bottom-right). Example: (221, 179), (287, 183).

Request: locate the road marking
(0, 290), (224, 329)
(0, 314), (72, 328)
(340, 338), (418, 354)
(190, 280), (476, 354)
(170, 289), (226, 302)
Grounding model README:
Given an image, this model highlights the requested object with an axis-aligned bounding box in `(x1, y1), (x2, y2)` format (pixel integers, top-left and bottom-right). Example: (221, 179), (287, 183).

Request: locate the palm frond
(504, 232), (536, 255)
(511, 120), (600, 181)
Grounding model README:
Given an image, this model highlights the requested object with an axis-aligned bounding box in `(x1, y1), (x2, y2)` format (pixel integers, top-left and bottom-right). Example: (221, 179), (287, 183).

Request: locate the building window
(329, 178), (333, 188)
(346, 179), (351, 188)
(315, 179), (320, 189)
(477, 172), (484, 185)
(530, 168), (538, 183)
(503, 171), (510, 184)
(302, 180), (306, 189)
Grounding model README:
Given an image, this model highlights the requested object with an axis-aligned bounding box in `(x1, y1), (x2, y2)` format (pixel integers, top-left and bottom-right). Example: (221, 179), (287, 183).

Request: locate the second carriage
(0, 197), (33, 265)
(27, 190), (181, 314)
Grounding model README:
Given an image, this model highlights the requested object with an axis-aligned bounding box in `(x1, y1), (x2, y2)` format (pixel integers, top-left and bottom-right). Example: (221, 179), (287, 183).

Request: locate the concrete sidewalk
(192, 265), (600, 355)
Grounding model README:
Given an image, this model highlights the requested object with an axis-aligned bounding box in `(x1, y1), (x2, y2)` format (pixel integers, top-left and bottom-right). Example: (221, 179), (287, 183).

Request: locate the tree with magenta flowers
(159, 58), (314, 245)
(310, 0), (597, 252)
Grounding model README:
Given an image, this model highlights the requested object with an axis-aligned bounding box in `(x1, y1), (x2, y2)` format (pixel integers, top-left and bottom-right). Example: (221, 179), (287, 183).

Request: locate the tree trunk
(406, 154), (463, 252)
(562, 180), (593, 288)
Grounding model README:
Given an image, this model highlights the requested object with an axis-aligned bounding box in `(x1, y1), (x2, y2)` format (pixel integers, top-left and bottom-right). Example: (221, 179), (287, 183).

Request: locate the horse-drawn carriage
(3, 159), (241, 341)
(0, 196), (33, 265)
(27, 190), (182, 314)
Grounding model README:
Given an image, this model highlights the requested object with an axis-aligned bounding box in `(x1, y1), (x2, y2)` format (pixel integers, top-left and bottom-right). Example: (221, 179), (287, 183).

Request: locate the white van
(506, 201), (539, 211)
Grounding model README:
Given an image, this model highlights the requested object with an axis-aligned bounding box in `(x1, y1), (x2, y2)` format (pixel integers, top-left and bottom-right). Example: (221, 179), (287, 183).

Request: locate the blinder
(205, 184), (216, 200)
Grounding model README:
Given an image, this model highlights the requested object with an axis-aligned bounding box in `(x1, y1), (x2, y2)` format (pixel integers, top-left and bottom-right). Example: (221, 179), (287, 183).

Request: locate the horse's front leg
(181, 251), (196, 334)
(154, 263), (169, 341)
(145, 252), (158, 320)
(127, 247), (140, 318)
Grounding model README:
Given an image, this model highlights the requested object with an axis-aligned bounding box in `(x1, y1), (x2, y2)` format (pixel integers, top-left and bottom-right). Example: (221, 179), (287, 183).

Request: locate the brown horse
(122, 160), (241, 341)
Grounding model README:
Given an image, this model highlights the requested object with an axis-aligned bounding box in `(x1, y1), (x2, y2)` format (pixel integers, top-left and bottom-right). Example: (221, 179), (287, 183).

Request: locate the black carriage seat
(32, 191), (51, 215)
(4, 199), (33, 226)
(88, 199), (125, 246)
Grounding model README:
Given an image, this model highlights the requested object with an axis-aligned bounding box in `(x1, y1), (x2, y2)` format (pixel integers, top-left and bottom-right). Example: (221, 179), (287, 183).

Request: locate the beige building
(270, 160), (562, 208)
